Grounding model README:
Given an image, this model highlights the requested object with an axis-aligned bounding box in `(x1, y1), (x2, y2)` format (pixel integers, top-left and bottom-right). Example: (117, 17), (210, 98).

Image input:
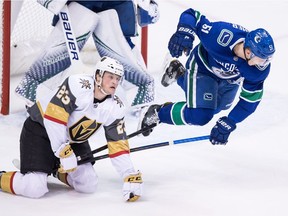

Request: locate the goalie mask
(94, 56), (124, 94)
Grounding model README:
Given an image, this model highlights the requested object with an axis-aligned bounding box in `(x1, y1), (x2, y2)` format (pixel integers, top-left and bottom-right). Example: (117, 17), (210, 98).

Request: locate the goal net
(0, 0), (148, 115)
(1, 0), (54, 115)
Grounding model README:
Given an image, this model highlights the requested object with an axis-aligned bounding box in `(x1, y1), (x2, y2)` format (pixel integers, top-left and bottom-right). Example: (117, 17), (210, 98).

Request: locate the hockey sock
(0, 172), (17, 194)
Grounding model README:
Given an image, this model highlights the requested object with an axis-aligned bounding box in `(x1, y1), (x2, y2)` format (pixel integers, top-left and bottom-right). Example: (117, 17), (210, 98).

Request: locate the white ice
(1, 1), (288, 216)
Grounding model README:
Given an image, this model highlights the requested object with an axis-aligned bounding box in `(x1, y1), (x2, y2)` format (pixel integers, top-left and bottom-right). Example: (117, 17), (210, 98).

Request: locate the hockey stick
(39, 4), (84, 92)
(12, 123), (158, 170)
(77, 135), (210, 165)
(76, 123), (157, 162)
(59, 4), (83, 68)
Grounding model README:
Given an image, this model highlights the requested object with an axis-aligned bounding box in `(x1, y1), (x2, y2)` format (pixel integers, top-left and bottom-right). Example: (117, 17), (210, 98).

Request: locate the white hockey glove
(37, 0), (68, 15)
(137, 0), (159, 9)
(123, 171), (143, 202)
(54, 143), (77, 173)
(137, 0), (160, 26)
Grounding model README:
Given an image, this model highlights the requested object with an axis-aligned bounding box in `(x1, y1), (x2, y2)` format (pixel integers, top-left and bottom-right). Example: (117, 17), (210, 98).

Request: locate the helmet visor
(250, 51), (273, 67)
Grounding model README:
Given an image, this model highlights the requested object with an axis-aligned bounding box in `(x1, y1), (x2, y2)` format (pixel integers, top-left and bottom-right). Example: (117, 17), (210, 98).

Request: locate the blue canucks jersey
(181, 9), (271, 123)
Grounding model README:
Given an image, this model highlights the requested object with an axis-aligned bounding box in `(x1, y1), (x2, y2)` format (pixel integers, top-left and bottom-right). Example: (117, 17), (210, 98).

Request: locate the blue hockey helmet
(244, 28), (275, 59)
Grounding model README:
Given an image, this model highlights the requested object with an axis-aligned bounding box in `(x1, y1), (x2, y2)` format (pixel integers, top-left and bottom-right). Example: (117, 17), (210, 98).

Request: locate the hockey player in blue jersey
(140, 8), (275, 145)
(15, 0), (159, 107)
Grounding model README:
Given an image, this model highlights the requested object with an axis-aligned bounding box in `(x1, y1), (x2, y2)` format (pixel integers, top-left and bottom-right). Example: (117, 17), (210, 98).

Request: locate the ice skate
(138, 104), (161, 136)
(161, 59), (185, 87)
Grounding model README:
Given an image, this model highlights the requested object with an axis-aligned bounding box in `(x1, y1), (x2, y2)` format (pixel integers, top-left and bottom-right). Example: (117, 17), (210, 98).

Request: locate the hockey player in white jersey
(15, 0), (160, 107)
(0, 56), (143, 201)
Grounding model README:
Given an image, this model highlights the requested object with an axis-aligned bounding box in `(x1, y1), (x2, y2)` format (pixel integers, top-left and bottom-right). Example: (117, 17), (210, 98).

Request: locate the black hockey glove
(168, 24), (194, 58)
(210, 117), (236, 145)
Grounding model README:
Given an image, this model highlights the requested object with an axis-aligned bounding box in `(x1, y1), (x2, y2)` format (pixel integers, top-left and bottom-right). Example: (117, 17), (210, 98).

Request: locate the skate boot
(161, 59), (185, 87)
(139, 104), (162, 136)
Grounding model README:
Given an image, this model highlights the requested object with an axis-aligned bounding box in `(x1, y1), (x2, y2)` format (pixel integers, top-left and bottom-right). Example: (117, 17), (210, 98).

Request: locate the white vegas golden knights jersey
(28, 74), (135, 178)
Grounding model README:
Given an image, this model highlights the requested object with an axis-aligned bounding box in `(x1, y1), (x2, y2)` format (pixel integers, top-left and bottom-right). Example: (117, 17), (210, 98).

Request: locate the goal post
(141, 26), (148, 66)
(1, 0), (11, 115)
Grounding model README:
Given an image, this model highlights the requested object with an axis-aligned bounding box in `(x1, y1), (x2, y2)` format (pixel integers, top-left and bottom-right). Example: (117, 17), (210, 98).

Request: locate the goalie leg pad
(131, 80), (155, 106)
(16, 2), (100, 103)
(93, 9), (155, 106)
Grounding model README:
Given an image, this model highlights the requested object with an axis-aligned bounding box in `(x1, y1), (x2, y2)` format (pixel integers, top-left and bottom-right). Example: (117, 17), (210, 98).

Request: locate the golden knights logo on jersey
(69, 116), (102, 142)
(79, 78), (92, 89)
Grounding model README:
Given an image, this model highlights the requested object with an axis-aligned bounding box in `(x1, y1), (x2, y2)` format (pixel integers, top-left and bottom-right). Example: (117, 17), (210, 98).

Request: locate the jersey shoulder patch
(68, 74), (94, 105)
(108, 94), (126, 119)
(113, 94), (125, 109)
(68, 74), (94, 92)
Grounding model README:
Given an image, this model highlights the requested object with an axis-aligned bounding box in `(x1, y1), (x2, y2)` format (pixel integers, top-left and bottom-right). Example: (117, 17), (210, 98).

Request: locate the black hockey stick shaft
(77, 135), (209, 165)
(78, 140), (169, 165)
(127, 123), (157, 139)
(76, 123), (157, 161)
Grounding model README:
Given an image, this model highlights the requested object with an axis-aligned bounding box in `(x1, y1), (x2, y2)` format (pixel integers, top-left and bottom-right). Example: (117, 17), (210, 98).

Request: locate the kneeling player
(1, 57), (143, 201)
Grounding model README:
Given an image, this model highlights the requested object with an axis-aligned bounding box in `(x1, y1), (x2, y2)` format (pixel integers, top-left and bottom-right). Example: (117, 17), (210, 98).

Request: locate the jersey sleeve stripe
(1, 172), (17, 194)
(239, 87), (263, 103)
(108, 140), (130, 156)
(44, 115), (67, 126)
(44, 103), (69, 124)
(109, 150), (130, 158)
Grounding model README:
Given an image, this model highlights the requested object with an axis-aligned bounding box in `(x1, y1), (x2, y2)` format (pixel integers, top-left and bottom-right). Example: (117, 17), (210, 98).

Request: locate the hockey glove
(210, 116), (236, 145)
(123, 171), (143, 202)
(168, 25), (195, 58)
(54, 144), (77, 173)
(137, 0), (160, 26)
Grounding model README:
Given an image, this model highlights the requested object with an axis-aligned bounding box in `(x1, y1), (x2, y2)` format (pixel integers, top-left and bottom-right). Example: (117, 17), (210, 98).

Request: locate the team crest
(79, 78), (92, 89)
(114, 95), (124, 108)
(69, 116), (102, 142)
(217, 29), (233, 47)
(203, 93), (213, 101)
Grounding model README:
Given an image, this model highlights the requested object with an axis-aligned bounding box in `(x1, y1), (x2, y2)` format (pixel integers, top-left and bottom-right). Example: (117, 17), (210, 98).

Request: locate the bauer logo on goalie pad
(60, 12), (80, 61)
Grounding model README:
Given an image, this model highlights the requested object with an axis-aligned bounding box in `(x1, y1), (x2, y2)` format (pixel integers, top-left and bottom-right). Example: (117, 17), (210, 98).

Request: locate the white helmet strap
(95, 74), (109, 95)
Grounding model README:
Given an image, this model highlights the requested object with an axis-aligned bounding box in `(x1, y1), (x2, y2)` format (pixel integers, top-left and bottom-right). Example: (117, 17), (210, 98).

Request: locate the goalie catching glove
(137, 0), (160, 26)
(54, 143), (77, 173)
(123, 171), (143, 202)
